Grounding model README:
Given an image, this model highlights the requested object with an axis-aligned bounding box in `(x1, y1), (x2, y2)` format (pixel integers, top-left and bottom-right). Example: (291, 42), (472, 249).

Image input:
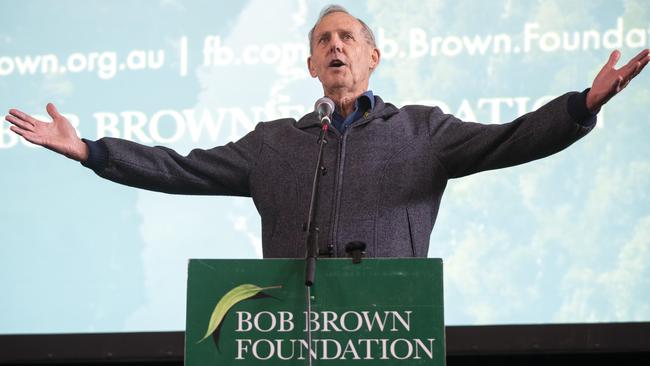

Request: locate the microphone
(314, 97), (335, 126)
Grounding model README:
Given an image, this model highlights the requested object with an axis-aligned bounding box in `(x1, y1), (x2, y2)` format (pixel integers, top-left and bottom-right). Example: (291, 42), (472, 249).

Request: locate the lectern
(185, 258), (444, 365)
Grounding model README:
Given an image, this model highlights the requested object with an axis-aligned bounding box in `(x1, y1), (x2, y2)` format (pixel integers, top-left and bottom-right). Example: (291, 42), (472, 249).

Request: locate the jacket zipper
(328, 111), (383, 256)
(329, 129), (349, 257)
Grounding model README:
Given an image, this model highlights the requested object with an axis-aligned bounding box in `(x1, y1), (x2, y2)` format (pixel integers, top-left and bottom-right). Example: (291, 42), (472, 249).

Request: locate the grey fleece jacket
(83, 93), (594, 258)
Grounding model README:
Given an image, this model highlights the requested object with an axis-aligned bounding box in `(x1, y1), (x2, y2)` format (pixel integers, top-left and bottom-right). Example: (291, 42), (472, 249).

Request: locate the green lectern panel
(186, 258), (444, 365)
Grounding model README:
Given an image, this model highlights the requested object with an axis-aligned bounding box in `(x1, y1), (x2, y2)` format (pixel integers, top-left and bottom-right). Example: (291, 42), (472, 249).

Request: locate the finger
(633, 54), (650, 77)
(619, 49), (649, 74)
(8, 109), (39, 125)
(46, 102), (62, 120)
(618, 57), (648, 89)
(4, 114), (35, 132)
(634, 58), (649, 78)
(620, 62), (641, 79)
(9, 125), (25, 137)
(631, 62), (642, 79)
(629, 48), (650, 64)
(620, 61), (641, 83)
(606, 50), (621, 68)
(9, 125), (31, 138)
(9, 126), (44, 145)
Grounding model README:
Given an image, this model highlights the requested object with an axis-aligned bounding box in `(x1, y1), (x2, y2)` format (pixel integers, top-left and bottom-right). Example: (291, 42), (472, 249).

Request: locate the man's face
(307, 12), (380, 94)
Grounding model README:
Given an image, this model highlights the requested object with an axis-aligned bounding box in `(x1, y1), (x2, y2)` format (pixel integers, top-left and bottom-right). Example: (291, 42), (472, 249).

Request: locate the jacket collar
(296, 95), (399, 130)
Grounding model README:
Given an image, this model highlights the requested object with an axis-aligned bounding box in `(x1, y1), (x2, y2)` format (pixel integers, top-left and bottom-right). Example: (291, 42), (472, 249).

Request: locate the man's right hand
(4, 103), (89, 162)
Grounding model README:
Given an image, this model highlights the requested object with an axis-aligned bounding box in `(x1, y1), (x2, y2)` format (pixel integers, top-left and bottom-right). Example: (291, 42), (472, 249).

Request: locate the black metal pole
(304, 122), (329, 366)
(304, 122), (329, 287)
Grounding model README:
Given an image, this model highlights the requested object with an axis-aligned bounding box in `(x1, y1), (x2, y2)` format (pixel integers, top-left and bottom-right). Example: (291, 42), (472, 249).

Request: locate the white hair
(307, 4), (377, 54)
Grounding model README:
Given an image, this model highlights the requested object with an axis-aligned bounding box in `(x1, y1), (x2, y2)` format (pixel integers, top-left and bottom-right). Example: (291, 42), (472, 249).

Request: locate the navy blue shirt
(331, 90), (375, 133)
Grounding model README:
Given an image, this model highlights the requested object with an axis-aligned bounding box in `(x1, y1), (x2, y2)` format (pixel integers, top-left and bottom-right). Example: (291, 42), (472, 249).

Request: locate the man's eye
(344, 33), (353, 40)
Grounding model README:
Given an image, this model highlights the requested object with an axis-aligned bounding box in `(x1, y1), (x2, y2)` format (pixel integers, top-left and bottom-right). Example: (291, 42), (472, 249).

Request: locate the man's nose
(329, 36), (343, 53)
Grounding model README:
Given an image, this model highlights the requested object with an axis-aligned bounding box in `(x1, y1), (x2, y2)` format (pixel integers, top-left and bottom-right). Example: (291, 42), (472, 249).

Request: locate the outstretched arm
(433, 49), (649, 178)
(586, 49), (650, 113)
(4, 103), (263, 196)
(4, 103), (89, 161)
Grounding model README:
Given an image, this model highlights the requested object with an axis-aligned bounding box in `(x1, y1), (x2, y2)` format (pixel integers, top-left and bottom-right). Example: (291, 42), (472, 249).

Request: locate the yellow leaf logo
(198, 284), (282, 348)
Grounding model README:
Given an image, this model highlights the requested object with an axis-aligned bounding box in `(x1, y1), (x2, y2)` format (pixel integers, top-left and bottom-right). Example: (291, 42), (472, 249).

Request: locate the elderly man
(5, 5), (649, 258)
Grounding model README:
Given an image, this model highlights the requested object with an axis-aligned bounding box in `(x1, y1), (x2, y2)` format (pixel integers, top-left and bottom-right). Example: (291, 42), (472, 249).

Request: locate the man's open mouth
(329, 59), (346, 68)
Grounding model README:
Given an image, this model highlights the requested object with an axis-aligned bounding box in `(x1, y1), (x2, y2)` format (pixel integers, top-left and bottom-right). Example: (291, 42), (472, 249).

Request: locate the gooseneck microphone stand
(304, 97), (334, 366)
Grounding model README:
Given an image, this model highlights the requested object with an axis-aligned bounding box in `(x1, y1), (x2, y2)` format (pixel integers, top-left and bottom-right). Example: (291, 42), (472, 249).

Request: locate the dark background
(2, 323), (649, 365)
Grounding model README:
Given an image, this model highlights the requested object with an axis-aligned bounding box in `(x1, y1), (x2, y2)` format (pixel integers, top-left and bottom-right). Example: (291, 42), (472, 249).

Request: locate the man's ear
(307, 56), (318, 78)
(370, 48), (381, 70)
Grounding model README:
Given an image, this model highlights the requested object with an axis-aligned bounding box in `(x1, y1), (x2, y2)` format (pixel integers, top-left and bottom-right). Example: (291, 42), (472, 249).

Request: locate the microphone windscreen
(314, 97), (335, 119)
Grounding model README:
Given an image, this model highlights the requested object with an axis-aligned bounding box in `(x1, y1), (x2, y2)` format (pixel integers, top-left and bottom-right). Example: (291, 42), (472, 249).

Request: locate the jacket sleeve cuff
(80, 138), (108, 171)
(567, 88), (597, 127)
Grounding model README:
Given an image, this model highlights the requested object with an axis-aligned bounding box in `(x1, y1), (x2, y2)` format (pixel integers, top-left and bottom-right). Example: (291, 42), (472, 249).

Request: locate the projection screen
(1, 0), (649, 334)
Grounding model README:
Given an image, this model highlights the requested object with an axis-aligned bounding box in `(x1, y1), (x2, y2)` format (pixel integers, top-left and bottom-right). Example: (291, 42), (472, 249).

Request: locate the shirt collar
(332, 90), (375, 121)
(357, 90), (375, 112)
(296, 94), (398, 130)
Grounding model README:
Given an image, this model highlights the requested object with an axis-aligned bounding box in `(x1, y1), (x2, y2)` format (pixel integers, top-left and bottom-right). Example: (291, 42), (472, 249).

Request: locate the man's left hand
(586, 49), (649, 113)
